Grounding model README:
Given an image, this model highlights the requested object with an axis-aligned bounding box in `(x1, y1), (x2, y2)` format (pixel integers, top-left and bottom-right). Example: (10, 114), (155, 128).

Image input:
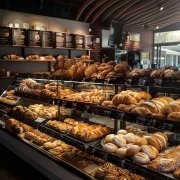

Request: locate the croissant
(131, 107), (151, 115)
(112, 94), (138, 105)
(167, 112), (180, 121)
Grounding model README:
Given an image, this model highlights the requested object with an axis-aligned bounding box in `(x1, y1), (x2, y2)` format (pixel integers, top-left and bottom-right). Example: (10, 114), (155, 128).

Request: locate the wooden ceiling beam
(89, 0), (119, 23)
(101, 0), (132, 22)
(83, 0), (108, 22)
(111, 0), (140, 20)
(122, 0), (166, 23)
(126, 0), (180, 25)
(76, 0), (94, 21)
(117, 0), (157, 20)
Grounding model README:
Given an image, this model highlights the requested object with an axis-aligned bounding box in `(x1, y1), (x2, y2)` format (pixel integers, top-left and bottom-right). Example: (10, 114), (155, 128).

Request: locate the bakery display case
(1, 70), (180, 180)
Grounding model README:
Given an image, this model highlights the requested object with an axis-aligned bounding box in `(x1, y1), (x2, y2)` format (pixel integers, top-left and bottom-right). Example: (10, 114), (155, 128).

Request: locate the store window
(153, 30), (180, 68)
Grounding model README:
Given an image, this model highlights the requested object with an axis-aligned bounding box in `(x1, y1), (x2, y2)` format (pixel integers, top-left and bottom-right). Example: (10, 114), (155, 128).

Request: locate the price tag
(84, 105), (90, 113)
(147, 118), (158, 128)
(117, 111), (125, 120)
(126, 78), (132, 85)
(159, 122), (174, 131)
(35, 117), (46, 123)
(62, 101), (67, 107)
(138, 79), (147, 86)
(104, 110), (112, 117)
(72, 102), (77, 108)
(154, 79), (163, 86)
(136, 116), (147, 126)
(103, 153), (108, 162)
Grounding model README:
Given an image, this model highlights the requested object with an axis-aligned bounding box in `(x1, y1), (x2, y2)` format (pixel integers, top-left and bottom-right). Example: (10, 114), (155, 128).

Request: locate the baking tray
(44, 119), (112, 143)
(89, 141), (175, 180)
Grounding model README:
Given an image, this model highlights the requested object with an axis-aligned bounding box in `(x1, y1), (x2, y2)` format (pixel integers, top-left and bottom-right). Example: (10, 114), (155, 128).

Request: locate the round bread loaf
(102, 143), (118, 153)
(133, 138), (148, 146)
(104, 134), (115, 144)
(132, 152), (150, 165)
(123, 133), (135, 143)
(115, 147), (127, 158)
(117, 129), (128, 135)
(141, 145), (158, 160)
(126, 145), (141, 156)
(173, 168), (180, 180)
(112, 135), (126, 147)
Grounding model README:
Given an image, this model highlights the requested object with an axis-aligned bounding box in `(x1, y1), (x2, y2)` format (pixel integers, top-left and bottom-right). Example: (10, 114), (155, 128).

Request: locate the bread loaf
(115, 147), (127, 157)
(141, 145), (158, 160)
(132, 152), (150, 165)
(126, 145), (141, 156)
(102, 143), (118, 153)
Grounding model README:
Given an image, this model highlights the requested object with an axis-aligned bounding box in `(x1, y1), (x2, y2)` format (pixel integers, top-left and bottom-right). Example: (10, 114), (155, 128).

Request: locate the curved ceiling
(1, 0), (180, 30)
(74, 0), (180, 29)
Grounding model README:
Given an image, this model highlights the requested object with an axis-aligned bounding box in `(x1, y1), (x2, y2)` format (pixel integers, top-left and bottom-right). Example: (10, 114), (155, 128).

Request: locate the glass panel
(153, 46), (157, 64)
(154, 30), (180, 43)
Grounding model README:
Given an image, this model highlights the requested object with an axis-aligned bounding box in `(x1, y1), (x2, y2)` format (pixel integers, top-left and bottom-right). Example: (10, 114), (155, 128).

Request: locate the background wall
(0, 9), (89, 34)
(0, 9), (89, 73)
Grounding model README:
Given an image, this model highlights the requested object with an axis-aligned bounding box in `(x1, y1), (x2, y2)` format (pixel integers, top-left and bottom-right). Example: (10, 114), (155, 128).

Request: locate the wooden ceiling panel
(89, 0), (119, 23)
(76, 0), (94, 21)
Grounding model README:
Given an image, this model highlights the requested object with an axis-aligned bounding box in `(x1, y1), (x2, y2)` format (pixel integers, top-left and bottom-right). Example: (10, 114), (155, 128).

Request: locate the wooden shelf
(0, 59), (55, 62)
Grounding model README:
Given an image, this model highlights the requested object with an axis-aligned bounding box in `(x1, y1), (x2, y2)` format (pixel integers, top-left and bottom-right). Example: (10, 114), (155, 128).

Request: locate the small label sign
(136, 116), (147, 126)
(35, 117), (46, 123)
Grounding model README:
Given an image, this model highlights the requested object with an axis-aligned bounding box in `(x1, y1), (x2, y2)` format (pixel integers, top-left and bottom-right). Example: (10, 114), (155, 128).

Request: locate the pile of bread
(13, 104), (58, 121)
(150, 65), (180, 79)
(5, 118), (34, 134)
(53, 58), (130, 79)
(101, 90), (152, 111)
(17, 79), (57, 98)
(131, 96), (179, 120)
(102, 130), (168, 165)
(2, 54), (57, 60)
(0, 95), (19, 105)
(62, 147), (104, 168)
(94, 162), (145, 180)
(46, 118), (111, 140)
(61, 89), (110, 104)
(128, 68), (153, 77)
(148, 145), (180, 179)
(77, 84), (115, 93)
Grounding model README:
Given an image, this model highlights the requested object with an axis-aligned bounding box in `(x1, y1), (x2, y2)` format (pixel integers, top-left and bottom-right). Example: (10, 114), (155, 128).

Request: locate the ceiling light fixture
(159, 6), (164, 11)
(156, 26), (159, 29)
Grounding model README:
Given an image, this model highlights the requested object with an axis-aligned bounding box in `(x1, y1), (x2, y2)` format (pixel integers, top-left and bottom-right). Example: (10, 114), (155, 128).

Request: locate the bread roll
(132, 152), (150, 165)
(123, 133), (135, 143)
(117, 129), (127, 135)
(141, 145), (158, 160)
(112, 135), (126, 147)
(173, 168), (180, 179)
(133, 138), (148, 146)
(102, 143), (118, 153)
(126, 145), (141, 156)
(143, 136), (161, 152)
(115, 147), (127, 158)
(104, 134), (115, 144)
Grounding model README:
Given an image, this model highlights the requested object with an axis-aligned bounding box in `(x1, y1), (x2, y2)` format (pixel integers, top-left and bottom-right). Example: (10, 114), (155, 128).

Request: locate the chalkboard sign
(42, 31), (53, 48)
(55, 32), (65, 48)
(65, 34), (74, 48)
(12, 28), (27, 46)
(75, 35), (84, 49)
(85, 35), (93, 49)
(27, 29), (41, 47)
(0, 26), (10, 46)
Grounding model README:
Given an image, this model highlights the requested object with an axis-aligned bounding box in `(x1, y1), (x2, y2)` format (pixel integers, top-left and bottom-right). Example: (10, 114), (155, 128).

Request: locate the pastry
(130, 173), (145, 180)
(118, 175), (132, 180)
(132, 152), (150, 165)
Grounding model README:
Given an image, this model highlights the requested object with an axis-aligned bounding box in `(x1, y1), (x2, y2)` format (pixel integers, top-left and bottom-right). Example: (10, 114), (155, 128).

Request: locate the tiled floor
(0, 144), (49, 180)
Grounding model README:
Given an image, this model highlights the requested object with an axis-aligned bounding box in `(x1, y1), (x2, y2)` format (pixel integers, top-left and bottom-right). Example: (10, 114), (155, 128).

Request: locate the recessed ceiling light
(156, 26), (159, 29)
(160, 6), (164, 10)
